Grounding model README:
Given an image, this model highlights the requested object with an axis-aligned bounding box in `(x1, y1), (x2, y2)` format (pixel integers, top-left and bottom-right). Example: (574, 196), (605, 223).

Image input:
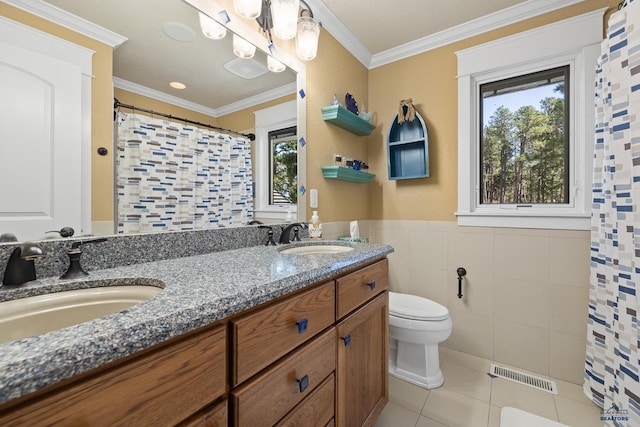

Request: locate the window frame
(254, 100), (297, 220)
(267, 126), (297, 206)
(455, 9), (604, 230)
(479, 65), (571, 206)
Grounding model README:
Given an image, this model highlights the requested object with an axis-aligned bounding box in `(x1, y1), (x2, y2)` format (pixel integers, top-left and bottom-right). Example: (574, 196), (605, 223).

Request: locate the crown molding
(370, 0), (586, 68)
(305, 0), (586, 70)
(304, 0), (372, 68)
(1, 0), (127, 48)
(215, 83), (297, 116)
(113, 78), (217, 117)
(114, 78), (297, 118)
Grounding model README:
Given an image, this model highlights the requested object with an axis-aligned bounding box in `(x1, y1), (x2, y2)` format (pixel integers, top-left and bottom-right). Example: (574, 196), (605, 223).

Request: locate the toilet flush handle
(456, 267), (467, 299)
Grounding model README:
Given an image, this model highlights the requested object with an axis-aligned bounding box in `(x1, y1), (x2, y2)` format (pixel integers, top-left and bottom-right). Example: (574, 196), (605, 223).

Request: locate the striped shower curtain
(585, 1), (640, 425)
(116, 112), (253, 234)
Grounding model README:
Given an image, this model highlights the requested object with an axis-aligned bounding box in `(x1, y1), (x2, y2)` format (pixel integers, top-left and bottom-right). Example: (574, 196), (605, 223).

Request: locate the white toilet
(388, 291), (452, 389)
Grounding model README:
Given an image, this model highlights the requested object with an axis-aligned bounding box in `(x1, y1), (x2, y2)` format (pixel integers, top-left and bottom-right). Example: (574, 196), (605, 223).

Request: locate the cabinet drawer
(277, 373), (335, 427)
(0, 324), (226, 426)
(232, 282), (335, 385)
(336, 259), (388, 319)
(179, 399), (227, 427)
(232, 329), (336, 427)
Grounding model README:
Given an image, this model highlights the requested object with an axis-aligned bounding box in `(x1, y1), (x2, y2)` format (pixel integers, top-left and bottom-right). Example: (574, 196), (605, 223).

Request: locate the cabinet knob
(297, 374), (309, 393)
(365, 280), (376, 290)
(296, 318), (308, 334)
(341, 334), (351, 346)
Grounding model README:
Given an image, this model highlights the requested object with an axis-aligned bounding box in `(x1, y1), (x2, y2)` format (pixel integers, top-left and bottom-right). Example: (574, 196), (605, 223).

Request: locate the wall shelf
(387, 107), (429, 180)
(321, 166), (375, 183)
(321, 104), (376, 136)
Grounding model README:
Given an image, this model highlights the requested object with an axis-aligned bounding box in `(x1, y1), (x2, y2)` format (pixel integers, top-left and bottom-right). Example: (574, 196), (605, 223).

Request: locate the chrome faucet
(279, 223), (308, 244)
(2, 242), (44, 286)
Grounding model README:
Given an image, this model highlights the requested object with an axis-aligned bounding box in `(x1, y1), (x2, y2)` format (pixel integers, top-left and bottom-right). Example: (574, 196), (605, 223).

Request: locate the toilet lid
(389, 292), (449, 321)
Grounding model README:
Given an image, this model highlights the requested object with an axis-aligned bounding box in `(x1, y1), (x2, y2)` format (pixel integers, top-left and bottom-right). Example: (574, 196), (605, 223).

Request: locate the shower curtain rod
(113, 98), (256, 141)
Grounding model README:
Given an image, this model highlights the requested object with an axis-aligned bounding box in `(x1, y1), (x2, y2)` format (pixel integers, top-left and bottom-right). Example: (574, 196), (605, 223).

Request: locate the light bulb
(267, 55), (286, 72)
(233, 34), (256, 59)
(198, 12), (227, 40)
(296, 16), (320, 61)
(271, 0), (299, 40)
(233, 0), (262, 19)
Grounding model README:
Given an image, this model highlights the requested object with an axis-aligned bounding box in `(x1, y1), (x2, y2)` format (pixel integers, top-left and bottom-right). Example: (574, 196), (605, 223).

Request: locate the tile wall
(323, 220), (590, 385)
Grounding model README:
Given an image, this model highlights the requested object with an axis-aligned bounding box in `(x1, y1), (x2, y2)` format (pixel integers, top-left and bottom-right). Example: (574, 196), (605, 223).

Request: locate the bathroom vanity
(0, 241), (392, 426)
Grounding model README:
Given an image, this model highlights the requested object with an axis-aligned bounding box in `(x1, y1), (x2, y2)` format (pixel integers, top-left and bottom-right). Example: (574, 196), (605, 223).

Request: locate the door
(0, 17), (91, 241)
(336, 292), (388, 427)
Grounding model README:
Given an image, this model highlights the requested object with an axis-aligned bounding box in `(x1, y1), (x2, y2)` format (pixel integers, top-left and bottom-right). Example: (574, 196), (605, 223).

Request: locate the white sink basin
(0, 285), (162, 344)
(279, 244), (355, 255)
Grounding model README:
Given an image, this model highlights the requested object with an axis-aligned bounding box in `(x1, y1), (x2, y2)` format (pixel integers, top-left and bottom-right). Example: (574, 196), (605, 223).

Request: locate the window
(268, 126), (297, 205)
(480, 66), (569, 205)
(254, 100), (297, 220)
(456, 9), (604, 230)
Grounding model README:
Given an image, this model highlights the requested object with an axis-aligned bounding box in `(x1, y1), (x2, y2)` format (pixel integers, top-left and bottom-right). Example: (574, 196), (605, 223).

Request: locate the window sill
(254, 207), (296, 221)
(455, 211), (590, 230)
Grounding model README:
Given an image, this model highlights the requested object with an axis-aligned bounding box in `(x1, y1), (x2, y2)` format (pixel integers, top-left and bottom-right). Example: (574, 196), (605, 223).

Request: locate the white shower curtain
(585, 1), (640, 424)
(116, 111), (253, 233)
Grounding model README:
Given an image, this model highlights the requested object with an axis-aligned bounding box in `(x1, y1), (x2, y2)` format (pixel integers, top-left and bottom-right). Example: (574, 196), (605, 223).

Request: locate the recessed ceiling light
(161, 22), (195, 43)
(170, 81), (186, 89)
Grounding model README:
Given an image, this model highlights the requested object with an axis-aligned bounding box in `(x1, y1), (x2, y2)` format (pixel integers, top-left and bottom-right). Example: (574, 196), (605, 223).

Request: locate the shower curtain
(116, 112), (253, 234)
(585, 1), (640, 424)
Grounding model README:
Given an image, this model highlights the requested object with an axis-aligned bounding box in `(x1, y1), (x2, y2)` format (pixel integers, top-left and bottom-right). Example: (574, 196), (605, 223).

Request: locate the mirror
(2, 0), (305, 243)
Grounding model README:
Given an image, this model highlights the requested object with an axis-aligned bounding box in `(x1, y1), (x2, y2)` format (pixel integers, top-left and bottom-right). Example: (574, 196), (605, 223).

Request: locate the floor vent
(490, 364), (558, 394)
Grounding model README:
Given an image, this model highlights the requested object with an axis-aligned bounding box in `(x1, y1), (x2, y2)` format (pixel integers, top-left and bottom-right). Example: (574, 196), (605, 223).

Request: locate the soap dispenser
(309, 211), (322, 239)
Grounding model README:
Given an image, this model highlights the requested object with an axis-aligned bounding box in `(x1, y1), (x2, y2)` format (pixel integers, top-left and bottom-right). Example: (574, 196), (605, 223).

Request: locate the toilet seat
(389, 292), (449, 321)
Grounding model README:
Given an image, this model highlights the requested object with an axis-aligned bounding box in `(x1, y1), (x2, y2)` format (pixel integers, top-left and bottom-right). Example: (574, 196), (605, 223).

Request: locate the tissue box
(339, 236), (369, 243)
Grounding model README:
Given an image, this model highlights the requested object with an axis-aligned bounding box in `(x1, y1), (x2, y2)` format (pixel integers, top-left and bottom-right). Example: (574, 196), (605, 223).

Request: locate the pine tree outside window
(269, 126), (298, 205)
(455, 10), (603, 230)
(480, 66), (569, 206)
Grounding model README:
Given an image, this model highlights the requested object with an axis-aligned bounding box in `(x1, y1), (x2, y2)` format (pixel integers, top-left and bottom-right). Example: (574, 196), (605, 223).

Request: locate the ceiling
(319, 0), (526, 54)
(36, 0), (574, 114)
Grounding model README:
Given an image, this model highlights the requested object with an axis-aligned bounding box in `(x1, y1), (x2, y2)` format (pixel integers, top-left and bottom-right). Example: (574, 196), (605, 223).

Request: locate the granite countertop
(0, 240), (393, 405)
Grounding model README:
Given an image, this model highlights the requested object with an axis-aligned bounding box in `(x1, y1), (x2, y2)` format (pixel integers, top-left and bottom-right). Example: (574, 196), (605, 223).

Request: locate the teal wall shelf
(321, 104), (376, 136)
(321, 166), (375, 183)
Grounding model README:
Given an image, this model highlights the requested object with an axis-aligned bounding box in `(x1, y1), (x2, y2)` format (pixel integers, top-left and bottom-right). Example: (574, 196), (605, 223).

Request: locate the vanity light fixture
(198, 12), (227, 40)
(233, 34), (257, 58)
(267, 55), (286, 72)
(233, 0), (321, 61)
(233, 0), (262, 19)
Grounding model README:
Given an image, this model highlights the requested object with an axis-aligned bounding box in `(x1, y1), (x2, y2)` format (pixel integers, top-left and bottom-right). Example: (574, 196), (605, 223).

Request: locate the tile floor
(374, 348), (603, 427)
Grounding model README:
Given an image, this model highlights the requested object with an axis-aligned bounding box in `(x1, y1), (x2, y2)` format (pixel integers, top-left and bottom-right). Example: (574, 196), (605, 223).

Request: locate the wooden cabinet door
(179, 399), (227, 427)
(336, 292), (388, 427)
(0, 324), (226, 426)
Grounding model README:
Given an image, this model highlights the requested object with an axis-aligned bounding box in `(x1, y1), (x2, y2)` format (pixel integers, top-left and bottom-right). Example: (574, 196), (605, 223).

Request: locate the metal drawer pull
(297, 374), (309, 393)
(366, 280), (376, 290)
(296, 318), (308, 334)
(341, 334), (351, 346)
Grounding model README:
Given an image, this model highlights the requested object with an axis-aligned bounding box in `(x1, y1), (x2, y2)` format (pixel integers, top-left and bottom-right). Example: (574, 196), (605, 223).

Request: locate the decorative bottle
(309, 211), (322, 239)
